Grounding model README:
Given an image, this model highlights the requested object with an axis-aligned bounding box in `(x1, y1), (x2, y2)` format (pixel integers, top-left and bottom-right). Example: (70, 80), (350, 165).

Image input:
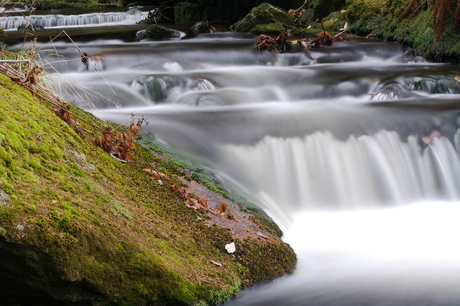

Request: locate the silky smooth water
(8, 14), (460, 305)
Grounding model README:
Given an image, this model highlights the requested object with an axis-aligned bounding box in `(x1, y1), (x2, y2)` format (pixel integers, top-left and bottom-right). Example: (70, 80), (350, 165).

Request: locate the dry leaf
(169, 181), (180, 193)
(181, 186), (189, 198)
(198, 198), (208, 208)
(218, 203), (228, 214)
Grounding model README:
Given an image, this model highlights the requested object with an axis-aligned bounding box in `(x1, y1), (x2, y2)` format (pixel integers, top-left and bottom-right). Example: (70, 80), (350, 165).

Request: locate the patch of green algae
(0, 73), (296, 305)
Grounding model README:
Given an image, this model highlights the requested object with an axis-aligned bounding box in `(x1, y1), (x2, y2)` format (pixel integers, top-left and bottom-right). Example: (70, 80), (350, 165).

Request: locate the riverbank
(0, 68), (296, 305)
(229, 1), (460, 63)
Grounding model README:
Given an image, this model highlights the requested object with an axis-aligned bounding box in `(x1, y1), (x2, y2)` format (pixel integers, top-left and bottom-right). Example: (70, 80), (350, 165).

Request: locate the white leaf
(225, 242), (236, 253)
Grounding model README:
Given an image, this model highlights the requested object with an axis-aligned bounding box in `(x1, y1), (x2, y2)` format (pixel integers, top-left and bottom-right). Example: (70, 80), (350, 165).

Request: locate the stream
(5, 8), (460, 305)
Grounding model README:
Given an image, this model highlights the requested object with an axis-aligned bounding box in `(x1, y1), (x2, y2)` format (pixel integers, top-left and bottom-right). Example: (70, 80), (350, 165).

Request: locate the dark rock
(191, 21), (216, 35)
(0, 236), (103, 305)
(17, 23), (45, 32)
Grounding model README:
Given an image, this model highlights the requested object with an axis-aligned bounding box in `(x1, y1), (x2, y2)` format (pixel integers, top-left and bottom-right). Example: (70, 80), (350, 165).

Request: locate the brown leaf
(198, 198), (208, 208)
(169, 181), (181, 193)
(143, 168), (162, 180)
(218, 203), (228, 214)
(181, 186), (189, 198)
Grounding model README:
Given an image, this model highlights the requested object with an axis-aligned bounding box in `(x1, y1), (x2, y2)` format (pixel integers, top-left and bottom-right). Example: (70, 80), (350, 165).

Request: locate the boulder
(232, 3), (296, 33)
(142, 24), (181, 40)
(302, 0), (346, 23)
(191, 21), (216, 35)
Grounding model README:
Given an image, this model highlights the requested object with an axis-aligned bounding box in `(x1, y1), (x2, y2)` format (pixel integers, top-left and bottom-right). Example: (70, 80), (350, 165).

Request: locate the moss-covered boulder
(0, 70), (296, 305)
(342, 0), (460, 62)
(142, 24), (181, 40)
(174, 2), (202, 23)
(233, 3), (296, 32)
(302, 0), (347, 23)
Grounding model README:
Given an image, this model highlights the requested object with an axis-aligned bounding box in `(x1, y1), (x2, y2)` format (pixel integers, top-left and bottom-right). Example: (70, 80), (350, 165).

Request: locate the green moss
(251, 22), (285, 35)
(174, 2), (202, 23)
(305, 0), (347, 22)
(29, 158), (42, 170)
(233, 3), (296, 32)
(142, 25), (181, 40)
(293, 27), (324, 37)
(343, 0), (460, 62)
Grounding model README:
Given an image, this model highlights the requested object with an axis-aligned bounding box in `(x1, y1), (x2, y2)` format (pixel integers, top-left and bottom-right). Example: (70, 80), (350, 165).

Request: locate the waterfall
(0, 10), (147, 29)
(218, 129), (460, 222)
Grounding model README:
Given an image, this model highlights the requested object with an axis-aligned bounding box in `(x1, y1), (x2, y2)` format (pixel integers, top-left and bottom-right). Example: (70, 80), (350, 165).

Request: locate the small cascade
(0, 10), (147, 29)
(130, 75), (215, 104)
(218, 130), (460, 220)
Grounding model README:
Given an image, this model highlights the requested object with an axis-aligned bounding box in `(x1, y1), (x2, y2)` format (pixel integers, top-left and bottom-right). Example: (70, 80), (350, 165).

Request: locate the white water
(217, 130), (460, 223)
(225, 203), (460, 305)
(0, 9), (147, 29)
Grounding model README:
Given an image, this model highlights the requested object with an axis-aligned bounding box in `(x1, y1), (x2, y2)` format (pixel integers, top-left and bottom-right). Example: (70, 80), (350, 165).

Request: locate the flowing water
(6, 12), (460, 305)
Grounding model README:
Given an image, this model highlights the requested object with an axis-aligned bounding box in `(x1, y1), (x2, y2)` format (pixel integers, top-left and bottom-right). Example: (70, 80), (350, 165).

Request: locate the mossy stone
(142, 24), (181, 40)
(233, 3), (296, 32)
(174, 2), (202, 23)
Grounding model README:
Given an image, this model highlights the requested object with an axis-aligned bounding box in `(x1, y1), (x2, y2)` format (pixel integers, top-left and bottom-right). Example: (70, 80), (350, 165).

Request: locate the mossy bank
(230, 1), (460, 62)
(0, 73), (296, 305)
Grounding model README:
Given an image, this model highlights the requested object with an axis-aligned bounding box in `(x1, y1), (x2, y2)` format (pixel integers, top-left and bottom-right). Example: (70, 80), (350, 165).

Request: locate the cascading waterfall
(0, 10), (147, 29)
(218, 130), (460, 220)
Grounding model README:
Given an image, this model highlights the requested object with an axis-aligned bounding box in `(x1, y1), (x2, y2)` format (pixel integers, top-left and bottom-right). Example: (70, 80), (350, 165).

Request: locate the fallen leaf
(198, 198), (208, 208)
(218, 203), (228, 214)
(225, 242), (236, 253)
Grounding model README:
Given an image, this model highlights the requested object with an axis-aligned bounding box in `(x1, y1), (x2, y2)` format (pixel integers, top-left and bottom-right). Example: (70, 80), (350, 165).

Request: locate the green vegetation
(233, 3), (296, 32)
(0, 72), (296, 304)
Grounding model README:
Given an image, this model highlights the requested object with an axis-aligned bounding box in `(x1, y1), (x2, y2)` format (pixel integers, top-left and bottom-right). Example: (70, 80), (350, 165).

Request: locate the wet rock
(142, 24), (181, 40)
(191, 21), (216, 35)
(17, 23), (44, 32)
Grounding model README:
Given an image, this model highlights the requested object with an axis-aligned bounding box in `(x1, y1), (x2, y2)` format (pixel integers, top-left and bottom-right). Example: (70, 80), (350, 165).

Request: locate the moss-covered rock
(0, 70), (296, 305)
(251, 22), (285, 35)
(302, 0), (347, 23)
(142, 24), (181, 40)
(343, 0), (460, 62)
(233, 3), (296, 33)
